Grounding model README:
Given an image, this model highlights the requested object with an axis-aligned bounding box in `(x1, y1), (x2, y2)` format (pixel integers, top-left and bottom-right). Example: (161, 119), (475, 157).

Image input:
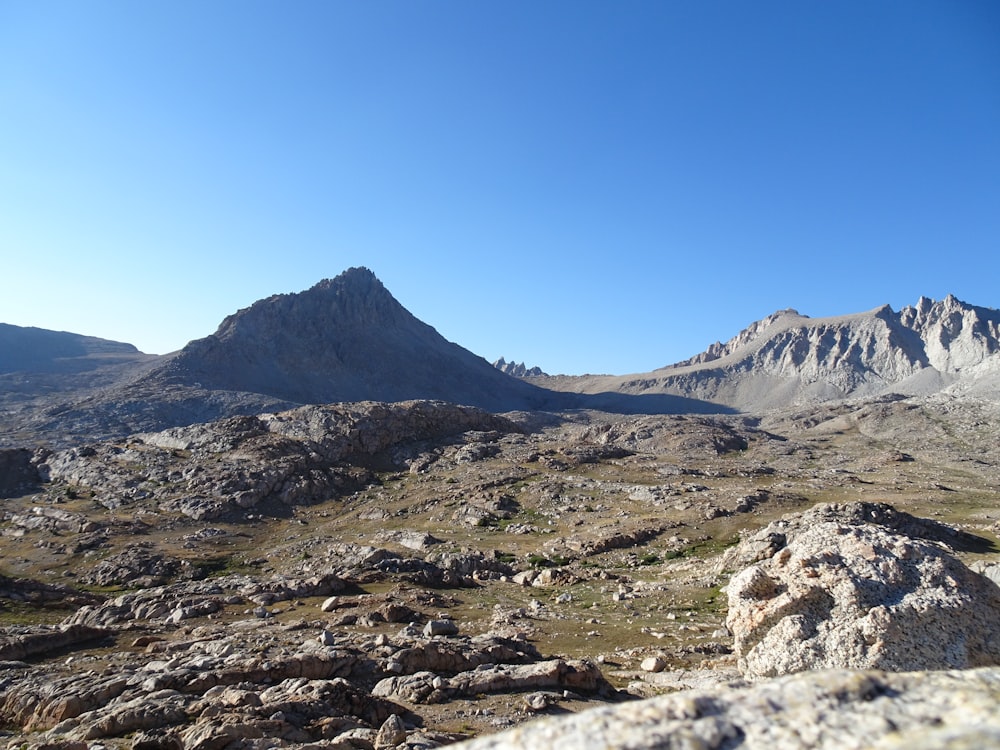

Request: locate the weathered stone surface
(425, 550), (516, 582)
(54, 689), (190, 741)
(640, 656), (667, 673)
(1, 671), (133, 731)
(372, 659), (607, 704)
(0, 575), (103, 607)
(0, 448), (40, 497)
(562, 521), (679, 557)
(392, 635), (541, 675)
(726, 503), (1000, 678)
(78, 544), (189, 587)
(720, 501), (990, 572)
(450, 667), (1000, 750)
(38, 400), (522, 520)
(423, 619), (459, 637)
(374, 713), (407, 749)
(0, 624), (110, 662)
(4, 506), (101, 536)
(449, 659), (606, 696)
(375, 529), (443, 551)
(62, 583), (228, 628)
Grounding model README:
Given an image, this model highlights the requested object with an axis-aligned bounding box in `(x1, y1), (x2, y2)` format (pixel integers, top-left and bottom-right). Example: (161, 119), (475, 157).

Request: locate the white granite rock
(451, 667), (1000, 750)
(726, 514), (1000, 678)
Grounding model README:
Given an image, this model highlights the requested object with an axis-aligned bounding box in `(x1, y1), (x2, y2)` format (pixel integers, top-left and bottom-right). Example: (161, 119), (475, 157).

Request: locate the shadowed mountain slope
(0, 324), (149, 375)
(149, 268), (553, 412)
(2, 270), (571, 445)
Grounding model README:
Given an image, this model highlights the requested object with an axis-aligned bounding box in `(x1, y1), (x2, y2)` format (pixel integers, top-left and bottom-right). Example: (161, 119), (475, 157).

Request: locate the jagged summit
(668, 308), (809, 369)
(493, 357), (548, 378)
(542, 296), (1000, 412)
(898, 294), (1000, 373)
(204, 267), (406, 348)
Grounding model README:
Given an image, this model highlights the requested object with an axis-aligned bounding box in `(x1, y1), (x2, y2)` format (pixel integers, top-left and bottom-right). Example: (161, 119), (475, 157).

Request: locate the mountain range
(2, 267), (998, 446)
(536, 294), (1000, 412)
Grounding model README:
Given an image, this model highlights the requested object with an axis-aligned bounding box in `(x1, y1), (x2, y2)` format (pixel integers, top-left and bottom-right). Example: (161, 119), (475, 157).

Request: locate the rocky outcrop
(900, 294), (1000, 372)
(62, 573), (348, 629)
(0, 448), (40, 497)
(372, 659), (607, 704)
(78, 545), (191, 588)
(0, 575), (104, 607)
(38, 400), (521, 520)
(451, 667), (1000, 750)
(4, 506), (102, 536)
(389, 634), (541, 675)
(0, 625), (110, 662)
(493, 358), (548, 378)
(725, 502), (1000, 678)
(0, 576), (610, 748)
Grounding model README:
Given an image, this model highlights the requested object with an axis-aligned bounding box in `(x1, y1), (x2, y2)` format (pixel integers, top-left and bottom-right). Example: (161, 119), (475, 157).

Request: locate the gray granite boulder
(452, 667), (1000, 750)
(725, 503), (1000, 678)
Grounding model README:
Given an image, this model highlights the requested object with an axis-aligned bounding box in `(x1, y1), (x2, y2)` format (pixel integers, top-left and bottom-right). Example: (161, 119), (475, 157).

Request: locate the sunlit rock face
(899, 294), (1000, 373)
(725, 502), (1000, 678)
(557, 295), (1000, 411)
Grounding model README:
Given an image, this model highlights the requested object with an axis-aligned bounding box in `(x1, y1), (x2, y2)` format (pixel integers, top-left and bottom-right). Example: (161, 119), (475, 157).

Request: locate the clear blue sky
(2, 2), (998, 375)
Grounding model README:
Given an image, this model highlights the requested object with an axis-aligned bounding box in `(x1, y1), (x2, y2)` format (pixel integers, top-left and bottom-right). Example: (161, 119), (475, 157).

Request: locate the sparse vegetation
(0, 394), (997, 745)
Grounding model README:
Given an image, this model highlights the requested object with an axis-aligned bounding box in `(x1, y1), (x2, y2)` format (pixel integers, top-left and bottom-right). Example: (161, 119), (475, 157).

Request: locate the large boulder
(0, 449), (40, 498)
(725, 502), (1000, 678)
(450, 667), (1000, 750)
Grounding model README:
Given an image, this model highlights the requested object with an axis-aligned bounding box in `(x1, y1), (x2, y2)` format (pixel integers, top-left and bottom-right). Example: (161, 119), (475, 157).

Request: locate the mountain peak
(207, 267), (403, 346)
(310, 266), (382, 293)
(147, 268), (549, 411)
(899, 295), (1000, 372)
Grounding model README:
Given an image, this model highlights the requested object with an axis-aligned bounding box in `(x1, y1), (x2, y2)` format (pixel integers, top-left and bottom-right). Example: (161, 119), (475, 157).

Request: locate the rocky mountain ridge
(2, 274), (999, 448)
(145, 268), (559, 413)
(670, 294), (1000, 375)
(539, 294), (1000, 412)
(491, 358), (547, 378)
(155, 270), (548, 411)
(0, 324), (148, 374)
(0, 269), (564, 447)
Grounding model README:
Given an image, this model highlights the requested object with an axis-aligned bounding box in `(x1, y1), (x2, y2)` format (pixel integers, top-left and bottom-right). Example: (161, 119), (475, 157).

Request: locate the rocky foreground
(0, 396), (999, 748)
(454, 666), (1000, 750)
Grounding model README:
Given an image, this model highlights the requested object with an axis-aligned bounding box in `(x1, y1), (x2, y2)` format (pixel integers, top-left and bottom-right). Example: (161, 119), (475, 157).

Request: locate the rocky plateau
(1, 269), (999, 749)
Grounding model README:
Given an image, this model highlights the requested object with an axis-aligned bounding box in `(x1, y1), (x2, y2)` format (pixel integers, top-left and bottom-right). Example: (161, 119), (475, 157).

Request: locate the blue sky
(2, 2), (998, 375)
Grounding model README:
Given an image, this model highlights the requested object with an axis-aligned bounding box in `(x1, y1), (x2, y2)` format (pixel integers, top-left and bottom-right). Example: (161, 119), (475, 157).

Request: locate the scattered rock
(639, 656), (666, 673)
(423, 619), (459, 637)
(522, 691), (559, 712)
(374, 713), (408, 749)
